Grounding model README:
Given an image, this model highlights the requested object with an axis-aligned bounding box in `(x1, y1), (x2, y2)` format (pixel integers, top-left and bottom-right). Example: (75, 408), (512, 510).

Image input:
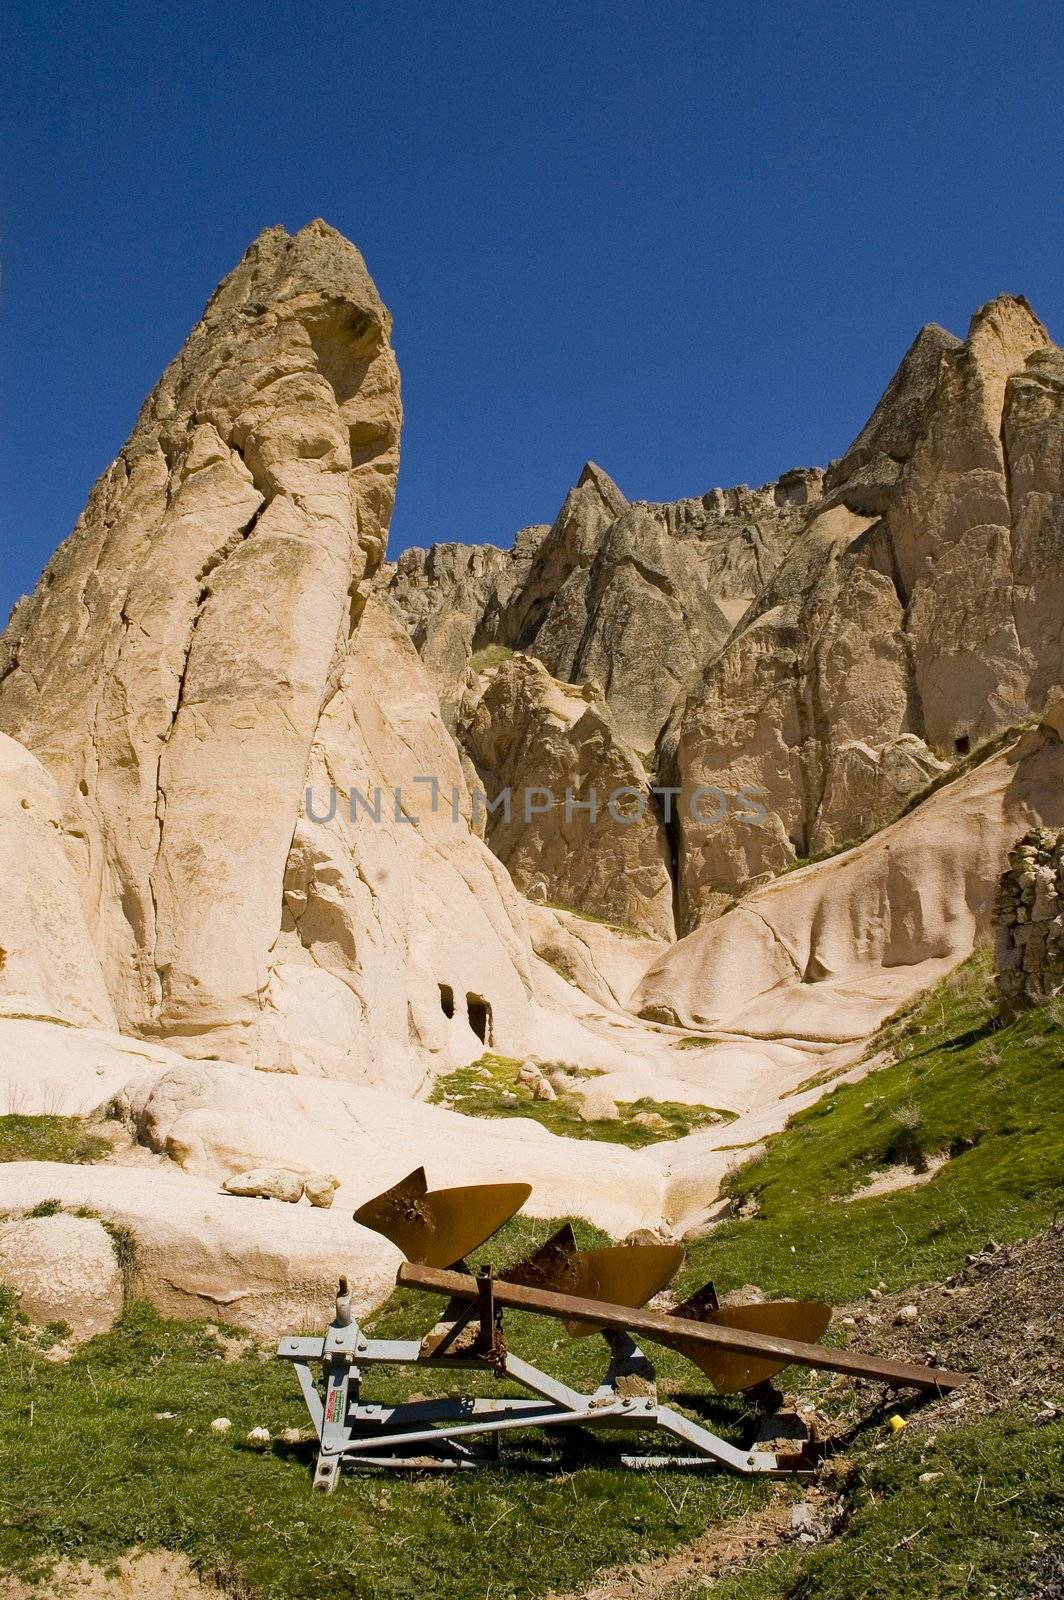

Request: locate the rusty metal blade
(510, 1232), (684, 1337)
(672, 1279), (719, 1318)
(665, 1299), (833, 1393)
(353, 1169), (531, 1268)
(507, 1224), (579, 1290)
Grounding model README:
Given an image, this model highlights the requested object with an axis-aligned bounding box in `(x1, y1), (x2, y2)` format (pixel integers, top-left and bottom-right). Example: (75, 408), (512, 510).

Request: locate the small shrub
(469, 643), (513, 672)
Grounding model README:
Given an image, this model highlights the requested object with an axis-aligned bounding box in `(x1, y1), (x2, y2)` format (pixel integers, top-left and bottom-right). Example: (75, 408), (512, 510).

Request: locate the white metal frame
(277, 1317), (792, 1492)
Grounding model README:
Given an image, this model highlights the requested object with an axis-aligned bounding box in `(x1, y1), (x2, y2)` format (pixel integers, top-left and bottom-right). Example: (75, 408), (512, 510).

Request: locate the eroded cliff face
(3, 229), (1062, 1092)
(458, 653), (675, 940)
(4, 231), (1064, 1328)
(386, 296), (1064, 933)
(0, 222), (540, 1080)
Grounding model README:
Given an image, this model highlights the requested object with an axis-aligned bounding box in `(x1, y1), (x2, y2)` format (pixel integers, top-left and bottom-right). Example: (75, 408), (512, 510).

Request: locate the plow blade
(353, 1167), (532, 1268)
(664, 1297), (833, 1393)
(509, 1224), (685, 1336)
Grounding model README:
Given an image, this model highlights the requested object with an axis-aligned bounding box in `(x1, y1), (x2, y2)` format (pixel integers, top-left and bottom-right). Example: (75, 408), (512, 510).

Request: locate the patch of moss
(539, 947), (578, 984)
(542, 902), (649, 938)
(0, 1114), (110, 1166)
(429, 1053), (735, 1147)
(469, 643), (514, 671)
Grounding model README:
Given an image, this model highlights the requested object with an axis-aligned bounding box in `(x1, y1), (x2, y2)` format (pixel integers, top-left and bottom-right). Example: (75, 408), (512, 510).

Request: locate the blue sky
(2, 0), (1062, 621)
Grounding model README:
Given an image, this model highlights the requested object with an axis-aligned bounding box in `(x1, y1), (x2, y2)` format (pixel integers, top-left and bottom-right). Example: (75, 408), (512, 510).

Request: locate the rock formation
(0, 223), (547, 1085)
(459, 653), (674, 939)
(0, 221), (402, 1055)
(0, 733), (117, 1030)
(994, 818), (1064, 1017)
(385, 296), (1063, 932)
(639, 698), (1064, 1042)
(0, 1212), (124, 1343)
(1, 224), (1063, 1335)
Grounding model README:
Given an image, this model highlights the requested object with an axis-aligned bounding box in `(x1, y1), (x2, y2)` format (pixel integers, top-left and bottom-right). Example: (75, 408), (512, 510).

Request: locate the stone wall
(993, 827), (1064, 1016)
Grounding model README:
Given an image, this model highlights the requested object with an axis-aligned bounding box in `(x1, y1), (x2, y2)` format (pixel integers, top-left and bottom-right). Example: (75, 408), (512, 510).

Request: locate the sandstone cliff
(2, 226), (1064, 1335)
(384, 296), (1063, 932)
(0, 223), (545, 1082)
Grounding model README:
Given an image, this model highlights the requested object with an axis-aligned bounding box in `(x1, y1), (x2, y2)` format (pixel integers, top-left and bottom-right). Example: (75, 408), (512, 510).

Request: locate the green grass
(0, 1272), (771, 1600)
(429, 1052), (734, 1147)
(673, 1034), (722, 1050)
(674, 946), (1064, 1305)
(705, 1412), (1063, 1600)
(3, 948), (1060, 1598)
(541, 902), (649, 938)
(0, 1114), (110, 1165)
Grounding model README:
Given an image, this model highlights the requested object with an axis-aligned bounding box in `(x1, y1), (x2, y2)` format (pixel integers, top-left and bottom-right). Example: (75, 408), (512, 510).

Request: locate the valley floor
(1, 953), (1061, 1599)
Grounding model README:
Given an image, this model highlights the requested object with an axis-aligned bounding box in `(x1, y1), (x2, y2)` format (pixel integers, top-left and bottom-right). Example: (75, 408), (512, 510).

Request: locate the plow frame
(278, 1305), (789, 1492)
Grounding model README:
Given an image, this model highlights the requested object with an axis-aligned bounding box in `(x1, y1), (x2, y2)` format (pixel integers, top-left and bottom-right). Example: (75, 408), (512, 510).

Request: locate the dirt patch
(543, 1496), (808, 1599)
(0, 1550), (227, 1598)
(841, 1151), (949, 1202)
(840, 1223), (1064, 1431)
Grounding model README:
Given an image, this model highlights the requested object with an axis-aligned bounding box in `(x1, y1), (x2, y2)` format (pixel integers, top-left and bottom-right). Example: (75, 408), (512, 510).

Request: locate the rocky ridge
(0, 225), (1062, 1335)
(381, 297), (1064, 931)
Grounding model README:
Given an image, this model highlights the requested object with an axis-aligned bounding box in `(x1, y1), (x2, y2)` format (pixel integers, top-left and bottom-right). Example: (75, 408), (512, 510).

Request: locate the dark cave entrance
(466, 993), (492, 1045)
(439, 983), (455, 1019)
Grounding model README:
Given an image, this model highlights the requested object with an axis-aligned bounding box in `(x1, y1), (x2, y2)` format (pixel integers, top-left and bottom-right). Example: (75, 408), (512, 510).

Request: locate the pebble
(210, 1417), (232, 1433)
(895, 1304), (919, 1324)
(247, 1426), (271, 1444)
(919, 1471), (944, 1486)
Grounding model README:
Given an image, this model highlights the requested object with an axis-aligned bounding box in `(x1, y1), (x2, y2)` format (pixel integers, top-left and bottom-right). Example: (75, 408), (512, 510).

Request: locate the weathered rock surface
(115, 1057), (667, 1237)
(885, 295), (1050, 748)
(663, 297), (1062, 925)
(659, 502), (950, 925)
(0, 220), (402, 1057)
(638, 700), (1064, 1041)
(0, 733), (117, 1030)
(993, 822), (1064, 1016)
(823, 323), (962, 514)
(375, 527), (547, 722)
(0, 226), (550, 1087)
(266, 595), (541, 1088)
(222, 1167), (307, 1203)
(0, 1212), (123, 1341)
(387, 461), (817, 757)
(0, 1161), (402, 1336)
(459, 653), (674, 938)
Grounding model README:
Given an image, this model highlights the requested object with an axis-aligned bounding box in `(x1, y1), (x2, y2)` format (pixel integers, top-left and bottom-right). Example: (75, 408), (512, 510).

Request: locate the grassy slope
(0, 951), (1061, 1597)
(677, 946), (1063, 1305)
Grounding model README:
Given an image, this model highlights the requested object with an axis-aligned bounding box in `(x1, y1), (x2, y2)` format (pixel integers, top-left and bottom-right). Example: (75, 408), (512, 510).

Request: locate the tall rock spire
(0, 221), (402, 1041)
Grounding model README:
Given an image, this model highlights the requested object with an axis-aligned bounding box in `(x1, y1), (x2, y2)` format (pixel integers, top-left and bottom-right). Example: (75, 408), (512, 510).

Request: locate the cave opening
(466, 993), (491, 1044)
(438, 983), (455, 1019)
